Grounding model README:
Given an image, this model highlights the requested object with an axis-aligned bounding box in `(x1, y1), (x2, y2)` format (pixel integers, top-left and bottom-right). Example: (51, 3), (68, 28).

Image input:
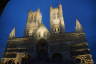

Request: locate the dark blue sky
(0, 0), (96, 62)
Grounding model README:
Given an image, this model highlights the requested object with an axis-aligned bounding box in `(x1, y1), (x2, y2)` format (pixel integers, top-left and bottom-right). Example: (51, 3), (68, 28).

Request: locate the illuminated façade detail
(35, 24), (50, 40)
(50, 4), (65, 33)
(76, 19), (83, 32)
(9, 27), (15, 38)
(25, 9), (42, 37)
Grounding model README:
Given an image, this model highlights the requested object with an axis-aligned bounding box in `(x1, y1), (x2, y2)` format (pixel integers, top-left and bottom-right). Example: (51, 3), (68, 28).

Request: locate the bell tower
(25, 9), (42, 36)
(50, 4), (65, 34)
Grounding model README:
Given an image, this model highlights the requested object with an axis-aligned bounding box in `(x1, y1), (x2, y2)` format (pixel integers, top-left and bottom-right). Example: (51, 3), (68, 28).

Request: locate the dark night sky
(0, 0), (96, 62)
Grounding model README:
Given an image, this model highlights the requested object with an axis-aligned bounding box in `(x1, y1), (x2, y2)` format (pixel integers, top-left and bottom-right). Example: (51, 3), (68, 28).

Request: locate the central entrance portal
(36, 39), (48, 60)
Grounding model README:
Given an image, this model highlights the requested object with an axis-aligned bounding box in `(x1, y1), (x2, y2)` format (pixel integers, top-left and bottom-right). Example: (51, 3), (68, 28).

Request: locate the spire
(76, 19), (83, 32)
(9, 27), (15, 38)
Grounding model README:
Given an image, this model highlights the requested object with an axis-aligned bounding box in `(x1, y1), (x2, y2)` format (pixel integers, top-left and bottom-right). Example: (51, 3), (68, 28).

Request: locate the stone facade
(1, 4), (94, 64)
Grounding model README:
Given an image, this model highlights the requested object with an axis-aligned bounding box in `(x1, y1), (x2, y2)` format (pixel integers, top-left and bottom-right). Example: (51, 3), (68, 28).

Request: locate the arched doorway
(36, 39), (48, 60)
(51, 53), (63, 62)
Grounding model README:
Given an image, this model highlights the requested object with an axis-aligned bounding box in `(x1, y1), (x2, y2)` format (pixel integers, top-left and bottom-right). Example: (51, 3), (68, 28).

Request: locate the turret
(58, 4), (65, 32)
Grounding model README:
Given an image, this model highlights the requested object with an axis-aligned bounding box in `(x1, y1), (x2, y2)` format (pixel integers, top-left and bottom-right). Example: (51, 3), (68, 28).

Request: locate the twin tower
(9, 4), (83, 39)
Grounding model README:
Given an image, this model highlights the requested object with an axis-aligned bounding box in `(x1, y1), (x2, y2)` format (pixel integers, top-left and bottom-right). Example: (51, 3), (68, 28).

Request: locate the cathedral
(1, 4), (94, 64)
